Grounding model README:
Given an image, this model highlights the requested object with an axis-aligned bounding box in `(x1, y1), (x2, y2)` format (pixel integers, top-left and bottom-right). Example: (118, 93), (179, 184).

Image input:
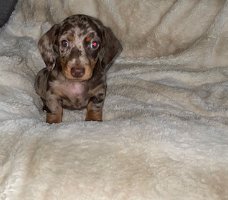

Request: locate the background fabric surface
(0, 0), (228, 199)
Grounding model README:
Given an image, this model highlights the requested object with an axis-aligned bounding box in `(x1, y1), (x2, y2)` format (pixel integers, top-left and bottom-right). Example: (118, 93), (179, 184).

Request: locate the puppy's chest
(50, 80), (89, 108)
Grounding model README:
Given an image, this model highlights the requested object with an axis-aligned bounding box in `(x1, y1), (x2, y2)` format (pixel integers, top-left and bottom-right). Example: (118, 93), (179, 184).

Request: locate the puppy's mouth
(62, 64), (94, 81)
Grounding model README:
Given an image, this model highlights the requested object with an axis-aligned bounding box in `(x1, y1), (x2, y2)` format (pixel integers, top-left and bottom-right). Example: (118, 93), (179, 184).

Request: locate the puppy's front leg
(46, 93), (63, 124)
(46, 108), (63, 124)
(85, 94), (105, 122)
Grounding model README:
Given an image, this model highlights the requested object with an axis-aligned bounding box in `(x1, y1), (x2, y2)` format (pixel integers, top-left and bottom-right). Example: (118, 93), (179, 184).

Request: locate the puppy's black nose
(71, 67), (85, 78)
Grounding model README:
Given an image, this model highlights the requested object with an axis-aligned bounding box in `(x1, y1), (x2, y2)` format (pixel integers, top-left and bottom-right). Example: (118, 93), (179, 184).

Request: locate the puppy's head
(38, 14), (122, 81)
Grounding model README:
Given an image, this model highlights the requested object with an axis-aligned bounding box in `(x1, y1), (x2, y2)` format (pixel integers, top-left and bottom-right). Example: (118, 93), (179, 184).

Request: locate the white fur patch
(51, 80), (86, 98)
(68, 82), (85, 95)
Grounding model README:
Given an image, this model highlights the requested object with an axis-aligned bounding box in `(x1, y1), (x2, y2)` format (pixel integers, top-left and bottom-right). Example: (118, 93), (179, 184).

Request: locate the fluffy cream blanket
(0, 0), (228, 199)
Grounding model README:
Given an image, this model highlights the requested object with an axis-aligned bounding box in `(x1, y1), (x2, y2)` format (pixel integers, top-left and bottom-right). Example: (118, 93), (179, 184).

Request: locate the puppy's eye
(90, 41), (99, 50)
(61, 40), (69, 48)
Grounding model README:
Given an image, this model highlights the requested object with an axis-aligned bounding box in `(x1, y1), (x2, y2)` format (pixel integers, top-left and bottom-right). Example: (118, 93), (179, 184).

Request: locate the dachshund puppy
(35, 14), (122, 123)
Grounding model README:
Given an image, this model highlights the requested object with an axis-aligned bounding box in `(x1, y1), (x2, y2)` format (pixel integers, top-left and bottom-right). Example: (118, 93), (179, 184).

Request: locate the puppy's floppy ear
(38, 24), (60, 71)
(100, 27), (122, 71)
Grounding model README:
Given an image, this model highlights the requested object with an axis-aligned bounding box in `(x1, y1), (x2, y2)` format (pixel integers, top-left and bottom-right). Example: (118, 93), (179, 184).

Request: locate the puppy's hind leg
(41, 98), (50, 112)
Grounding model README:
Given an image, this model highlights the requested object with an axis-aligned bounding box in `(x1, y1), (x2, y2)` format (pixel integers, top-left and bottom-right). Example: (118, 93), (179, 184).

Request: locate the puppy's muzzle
(71, 67), (85, 78)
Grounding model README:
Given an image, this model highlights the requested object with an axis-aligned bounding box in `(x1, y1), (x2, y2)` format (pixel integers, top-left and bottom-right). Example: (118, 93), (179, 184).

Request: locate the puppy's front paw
(85, 110), (102, 122)
(46, 112), (62, 124)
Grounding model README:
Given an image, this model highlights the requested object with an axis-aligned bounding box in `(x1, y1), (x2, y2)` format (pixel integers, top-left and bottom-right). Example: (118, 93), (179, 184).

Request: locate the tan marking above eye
(85, 36), (92, 42)
(67, 35), (75, 42)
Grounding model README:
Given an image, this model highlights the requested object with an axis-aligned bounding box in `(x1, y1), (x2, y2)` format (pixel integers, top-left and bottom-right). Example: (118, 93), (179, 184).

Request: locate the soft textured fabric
(0, 0), (228, 199)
